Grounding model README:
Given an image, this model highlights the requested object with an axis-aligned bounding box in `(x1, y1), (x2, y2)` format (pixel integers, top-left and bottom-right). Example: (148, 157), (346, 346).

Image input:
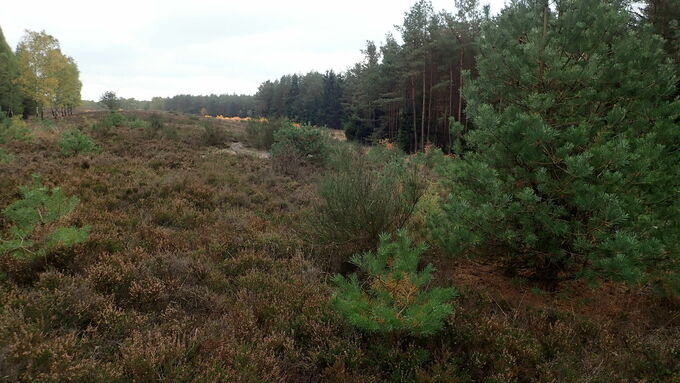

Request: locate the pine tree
(0, 176), (90, 260)
(99, 91), (120, 111)
(332, 231), (457, 336)
(0, 26), (23, 117)
(642, 0), (680, 92)
(430, 0), (680, 291)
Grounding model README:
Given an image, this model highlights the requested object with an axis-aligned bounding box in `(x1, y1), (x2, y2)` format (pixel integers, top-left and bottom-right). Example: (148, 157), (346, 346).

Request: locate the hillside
(0, 111), (677, 382)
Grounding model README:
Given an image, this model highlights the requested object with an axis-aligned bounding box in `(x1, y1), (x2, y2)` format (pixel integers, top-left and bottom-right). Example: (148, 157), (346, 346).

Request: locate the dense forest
(81, 93), (257, 118)
(253, 0), (680, 152)
(1, 0), (679, 381)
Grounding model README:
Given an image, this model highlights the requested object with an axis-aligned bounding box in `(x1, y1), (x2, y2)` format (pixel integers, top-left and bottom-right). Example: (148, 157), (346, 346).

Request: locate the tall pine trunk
(421, 68), (426, 151)
(427, 64), (433, 147)
(412, 75), (418, 152)
(458, 42), (464, 122)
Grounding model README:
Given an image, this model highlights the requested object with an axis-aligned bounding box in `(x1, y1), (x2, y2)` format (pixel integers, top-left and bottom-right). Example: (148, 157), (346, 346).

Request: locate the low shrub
(0, 149), (11, 163)
(0, 115), (32, 143)
(244, 118), (283, 150)
(332, 230), (457, 336)
(58, 128), (100, 156)
(39, 118), (54, 130)
(127, 118), (148, 130)
(0, 175), (90, 262)
(0, 115), (32, 163)
(201, 120), (229, 146)
(91, 111), (126, 134)
(271, 123), (331, 174)
(146, 113), (177, 138)
(306, 148), (427, 263)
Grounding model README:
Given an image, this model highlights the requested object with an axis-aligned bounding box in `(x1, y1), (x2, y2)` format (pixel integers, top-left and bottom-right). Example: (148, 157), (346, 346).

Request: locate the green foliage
(16, 30), (81, 118)
(430, 0), (680, 290)
(0, 26), (24, 117)
(0, 148), (11, 164)
(145, 113), (176, 138)
(0, 175), (89, 260)
(307, 147), (427, 260)
(99, 91), (119, 111)
(127, 117), (148, 129)
(38, 117), (54, 130)
(200, 120), (228, 146)
(1, 115), (32, 143)
(332, 230), (457, 336)
(244, 118), (284, 150)
(91, 111), (126, 134)
(58, 128), (100, 156)
(0, 114), (32, 163)
(271, 123), (331, 172)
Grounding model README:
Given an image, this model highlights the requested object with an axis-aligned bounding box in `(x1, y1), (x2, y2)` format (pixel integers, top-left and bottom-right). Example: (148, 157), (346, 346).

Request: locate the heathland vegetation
(0, 0), (679, 381)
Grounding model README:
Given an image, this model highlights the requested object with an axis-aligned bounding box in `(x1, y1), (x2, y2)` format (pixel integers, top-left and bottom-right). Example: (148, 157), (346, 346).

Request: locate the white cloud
(1, 0), (506, 100)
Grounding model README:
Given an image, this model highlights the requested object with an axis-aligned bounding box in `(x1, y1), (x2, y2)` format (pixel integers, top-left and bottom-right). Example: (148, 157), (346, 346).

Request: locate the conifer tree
(642, 0), (680, 91)
(0, 26), (23, 116)
(0, 176), (90, 260)
(430, 0), (680, 291)
(332, 231), (456, 336)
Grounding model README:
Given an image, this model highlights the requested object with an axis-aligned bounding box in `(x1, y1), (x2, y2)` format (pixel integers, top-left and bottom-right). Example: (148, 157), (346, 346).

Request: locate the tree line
(253, 0), (679, 153)
(253, 0), (485, 151)
(0, 28), (82, 119)
(84, 93), (256, 118)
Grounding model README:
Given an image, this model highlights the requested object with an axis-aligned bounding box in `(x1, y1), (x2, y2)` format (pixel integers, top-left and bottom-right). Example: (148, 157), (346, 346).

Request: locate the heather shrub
(0, 176), (90, 262)
(244, 118), (284, 150)
(58, 128), (100, 156)
(201, 120), (229, 146)
(271, 123), (331, 174)
(306, 147), (426, 263)
(332, 231), (457, 336)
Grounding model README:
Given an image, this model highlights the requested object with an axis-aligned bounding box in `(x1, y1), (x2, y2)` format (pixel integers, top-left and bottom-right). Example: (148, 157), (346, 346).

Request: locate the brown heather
(0, 111), (677, 382)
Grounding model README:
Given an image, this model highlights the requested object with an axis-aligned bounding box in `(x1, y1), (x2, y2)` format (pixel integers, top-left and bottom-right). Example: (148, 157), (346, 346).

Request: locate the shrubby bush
(0, 175), (89, 261)
(1, 114), (31, 142)
(244, 118), (285, 150)
(91, 111), (126, 134)
(306, 146), (427, 263)
(127, 118), (148, 130)
(201, 120), (229, 146)
(332, 230), (456, 336)
(145, 113), (177, 138)
(0, 114), (32, 163)
(38, 118), (54, 130)
(58, 128), (100, 156)
(271, 123), (331, 173)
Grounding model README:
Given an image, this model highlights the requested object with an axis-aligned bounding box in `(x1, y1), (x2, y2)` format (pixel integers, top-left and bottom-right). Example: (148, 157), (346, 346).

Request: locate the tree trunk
(449, 64), (453, 119)
(458, 43), (464, 123)
(540, 1), (548, 80)
(427, 64), (433, 147)
(412, 75), (418, 152)
(421, 68), (426, 151)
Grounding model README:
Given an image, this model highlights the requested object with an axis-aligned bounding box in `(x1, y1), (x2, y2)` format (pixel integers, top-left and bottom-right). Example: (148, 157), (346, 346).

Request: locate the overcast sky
(2, 0), (506, 100)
